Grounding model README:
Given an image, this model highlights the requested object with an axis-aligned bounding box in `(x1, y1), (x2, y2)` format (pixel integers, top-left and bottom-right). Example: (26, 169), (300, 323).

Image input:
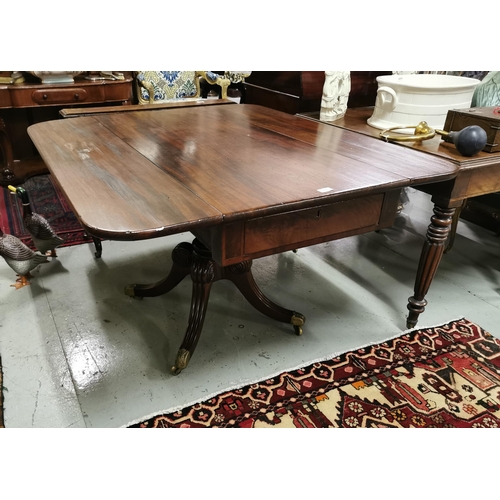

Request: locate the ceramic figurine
(8, 185), (64, 257)
(0, 227), (49, 289)
(320, 71), (351, 122)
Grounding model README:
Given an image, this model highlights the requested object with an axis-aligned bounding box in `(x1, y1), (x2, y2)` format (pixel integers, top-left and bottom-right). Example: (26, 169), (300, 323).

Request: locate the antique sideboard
(0, 72), (134, 186)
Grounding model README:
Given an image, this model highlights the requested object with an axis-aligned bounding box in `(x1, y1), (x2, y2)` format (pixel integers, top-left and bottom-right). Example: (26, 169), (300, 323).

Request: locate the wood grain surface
(28, 104), (463, 240)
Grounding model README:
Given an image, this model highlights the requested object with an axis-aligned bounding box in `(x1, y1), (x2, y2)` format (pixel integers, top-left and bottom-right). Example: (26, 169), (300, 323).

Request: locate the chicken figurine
(0, 227), (49, 289)
(8, 185), (64, 257)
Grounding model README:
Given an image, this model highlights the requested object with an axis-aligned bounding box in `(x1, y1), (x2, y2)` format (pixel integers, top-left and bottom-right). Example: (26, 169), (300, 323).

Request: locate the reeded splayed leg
(171, 240), (306, 375)
(407, 204), (455, 328)
(126, 237), (305, 375)
(225, 260), (305, 335)
(172, 245), (215, 375)
(124, 241), (194, 298)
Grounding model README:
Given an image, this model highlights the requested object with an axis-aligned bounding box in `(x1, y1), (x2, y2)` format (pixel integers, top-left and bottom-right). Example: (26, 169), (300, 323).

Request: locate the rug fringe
(122, 316), (466, 428)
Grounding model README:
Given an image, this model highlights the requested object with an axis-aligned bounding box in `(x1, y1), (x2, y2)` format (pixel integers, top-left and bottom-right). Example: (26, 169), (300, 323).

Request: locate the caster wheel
(124, 284), (142, 299)
(291, 312), (305, 336)
(171, 366), (182, 376)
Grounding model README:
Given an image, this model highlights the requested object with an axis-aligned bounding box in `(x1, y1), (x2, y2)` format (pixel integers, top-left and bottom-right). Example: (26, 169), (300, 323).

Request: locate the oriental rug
(0, 356), (4, 428)
(0, 174), (89, 249)
(128, 318), (500, 428)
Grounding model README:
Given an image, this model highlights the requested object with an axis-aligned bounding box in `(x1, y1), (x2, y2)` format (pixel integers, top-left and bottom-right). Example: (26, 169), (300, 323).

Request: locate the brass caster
(171, 365), (183, 376)
(291, 312), (305, 336)
(171, 348), (190, 376)
(124, 284), (142, 299)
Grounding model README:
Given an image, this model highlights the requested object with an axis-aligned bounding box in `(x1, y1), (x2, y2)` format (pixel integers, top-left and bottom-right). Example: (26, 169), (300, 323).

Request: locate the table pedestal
(124, 239), (305, 375)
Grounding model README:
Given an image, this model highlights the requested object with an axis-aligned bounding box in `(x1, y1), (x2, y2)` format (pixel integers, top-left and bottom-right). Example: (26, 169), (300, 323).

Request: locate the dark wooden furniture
(460, 193), (500, 235)
(59, 98), (236, 119)
(27, 104), (456, 374)
(299, 107), (500, 329)
(243, 71), (392, 114)
(0, 73), (134, 186)
(441, 107), (500, 236)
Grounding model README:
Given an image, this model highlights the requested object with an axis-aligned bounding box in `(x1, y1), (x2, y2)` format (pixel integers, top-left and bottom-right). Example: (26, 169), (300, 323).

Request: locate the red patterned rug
(128, 318), (500, 428)
(0, 174), (89, 249)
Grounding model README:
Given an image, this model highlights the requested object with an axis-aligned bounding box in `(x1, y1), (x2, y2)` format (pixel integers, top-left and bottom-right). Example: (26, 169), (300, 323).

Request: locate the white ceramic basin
(30, 71), (83, 84)
(367, 74), (481, 132)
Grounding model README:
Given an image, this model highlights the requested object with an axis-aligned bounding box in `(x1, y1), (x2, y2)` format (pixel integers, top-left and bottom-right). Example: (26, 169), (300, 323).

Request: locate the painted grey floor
(1, 188), (499, 428)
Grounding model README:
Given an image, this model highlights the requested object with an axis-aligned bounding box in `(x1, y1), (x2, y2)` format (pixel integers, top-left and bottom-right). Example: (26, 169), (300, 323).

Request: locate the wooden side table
(298, 107), (500, 327)
(0, 73), (134, 186)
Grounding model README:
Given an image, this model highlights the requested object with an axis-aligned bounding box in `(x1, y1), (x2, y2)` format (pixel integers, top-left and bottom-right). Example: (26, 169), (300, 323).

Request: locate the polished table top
(301, 107), (500, 204)
(28, 104), (457, 243)
(302, 107), (499, 164)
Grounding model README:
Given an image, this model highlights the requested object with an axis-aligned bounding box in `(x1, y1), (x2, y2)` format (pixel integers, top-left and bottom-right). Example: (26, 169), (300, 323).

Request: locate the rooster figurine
(8, 185), (64, 257)
(0, 227), (49, 288)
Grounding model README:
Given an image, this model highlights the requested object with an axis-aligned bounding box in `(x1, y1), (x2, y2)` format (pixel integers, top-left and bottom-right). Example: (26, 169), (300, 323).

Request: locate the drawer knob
(74, 93), (79, 100)
(42, 94), (48, 100)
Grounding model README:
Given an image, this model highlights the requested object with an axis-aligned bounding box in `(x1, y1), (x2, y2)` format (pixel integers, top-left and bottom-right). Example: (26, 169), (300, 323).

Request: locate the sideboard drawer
(31, 87), (103, 105)
(3, 77), (133, 109)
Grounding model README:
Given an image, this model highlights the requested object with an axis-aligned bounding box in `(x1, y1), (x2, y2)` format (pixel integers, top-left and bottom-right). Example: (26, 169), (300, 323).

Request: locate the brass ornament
(380, 121), (436, 143)
(380, 121), (488, 156)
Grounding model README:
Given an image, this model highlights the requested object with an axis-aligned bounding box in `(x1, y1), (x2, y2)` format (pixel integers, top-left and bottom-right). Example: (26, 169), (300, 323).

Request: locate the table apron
(193, 189), (402, 266)
(464, 164), (500, 199)
(417, 163), (500, 208)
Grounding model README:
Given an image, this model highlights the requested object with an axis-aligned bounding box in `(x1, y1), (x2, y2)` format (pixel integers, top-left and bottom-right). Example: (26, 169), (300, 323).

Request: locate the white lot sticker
(317, 187), (333, 193)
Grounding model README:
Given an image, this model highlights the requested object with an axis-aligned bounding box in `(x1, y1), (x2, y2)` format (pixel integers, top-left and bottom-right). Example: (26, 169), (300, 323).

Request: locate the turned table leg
(444, 199), (467, 254)
(93, 237), (103, 259)
(407, 204), (455, 328)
